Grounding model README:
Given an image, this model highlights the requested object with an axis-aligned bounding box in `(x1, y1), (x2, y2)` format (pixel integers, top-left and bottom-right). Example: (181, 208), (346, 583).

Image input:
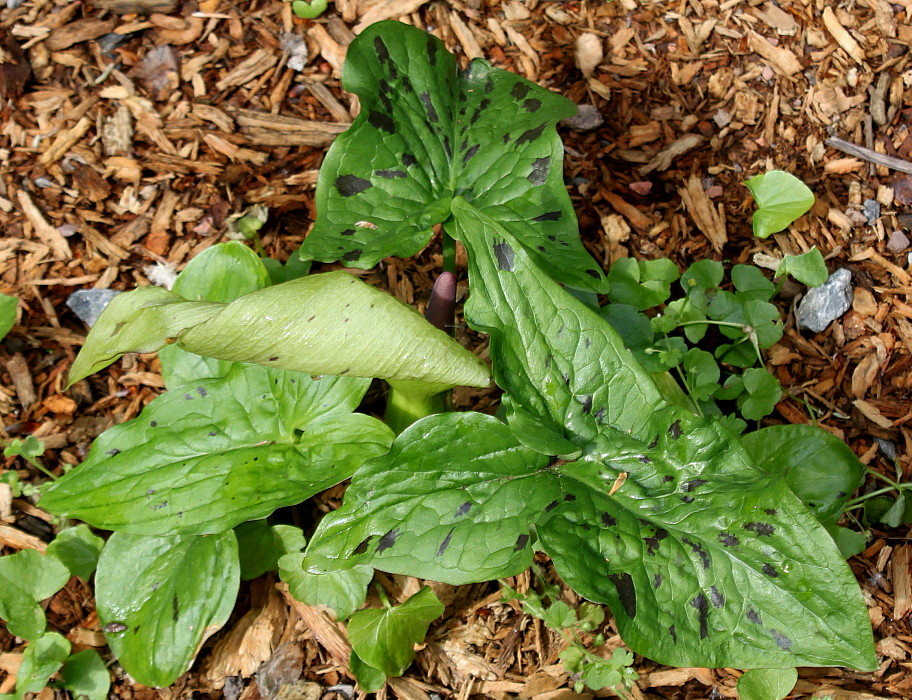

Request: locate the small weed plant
(0, 20), (891, 699)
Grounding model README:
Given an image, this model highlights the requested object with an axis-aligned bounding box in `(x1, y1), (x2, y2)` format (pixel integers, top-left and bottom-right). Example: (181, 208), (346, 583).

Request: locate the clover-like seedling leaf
(0, 550), (70, 641)
(682, 348), (720, 401)
(301, 21), (606, 292)
(46, 525), (104, 580)
(59, 649), (111, 700)
(745, 170), (815, 238)
(69, 270), (490, 391)
(96, 532), (239, 687)
(0, 293), (16, 341)
(348, 586), (444, 678)
(606, 258), (679, 310)
(41, 365), (392, 535)
(736, 367), (782, 421)
(8, 632), (70, 700)
(307, 196), (877, 672)
(737, 668), (798, 700)
(731, 264), (775, 301)
(776, 248), (828, 287)
(291, 0), (327, 18)
(741, 425), (864, 524)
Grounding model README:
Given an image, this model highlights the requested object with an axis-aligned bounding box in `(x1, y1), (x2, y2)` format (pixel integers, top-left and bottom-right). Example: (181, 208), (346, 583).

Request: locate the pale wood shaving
(748, 31), (801, 76)
(450, 12), (483, 60)
(822, 7), (867, 65)
(16, 190), (72, 259)
(0, 523), (46, 552)
(679, 174), (727, 252)
(353, 0), (429, 33)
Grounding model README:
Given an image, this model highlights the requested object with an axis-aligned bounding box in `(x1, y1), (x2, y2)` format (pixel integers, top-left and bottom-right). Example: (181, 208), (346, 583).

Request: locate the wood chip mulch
(0, 0), (911, 698)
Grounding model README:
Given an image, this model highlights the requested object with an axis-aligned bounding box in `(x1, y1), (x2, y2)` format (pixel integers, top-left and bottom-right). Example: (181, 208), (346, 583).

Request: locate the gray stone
(862, 198), (881, 224)
(887, 229), (910, 252)
(560, 104), (604, 131)
(66, 289), (121, 327)
(796, 268), (853, 333)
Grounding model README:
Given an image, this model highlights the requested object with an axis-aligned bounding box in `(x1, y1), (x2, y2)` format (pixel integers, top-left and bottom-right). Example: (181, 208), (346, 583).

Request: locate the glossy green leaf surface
(70, 272), (489, 390)
(348, 586), (444, 677)
(46, 524), (104, 580)
(9, 632), (70, 700)
(300, 21), (605, 292)
(42, 366), (391, 535)
(737, 668), (797, 700)
(309, 197), (876, 671)
(741, 425), (864, 524)
(0, 293), (17, 341)
(0, 550), (70, 640)
(59, 649), (111, 700)
(349, 649), (386, 692)
(159, 241), (272, 389)
(745, 170), (815, 238)
(776, 248), (828, 287)
(280, 552), (372, 620)
(96, 532), (239, 687)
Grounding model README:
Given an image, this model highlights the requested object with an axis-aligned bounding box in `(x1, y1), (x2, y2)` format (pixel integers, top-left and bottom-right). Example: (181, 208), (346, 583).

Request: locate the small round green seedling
(291, 0), (328, 18)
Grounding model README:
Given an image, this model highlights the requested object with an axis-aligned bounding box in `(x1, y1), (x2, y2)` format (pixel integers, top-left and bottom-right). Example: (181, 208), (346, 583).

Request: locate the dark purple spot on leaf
(546, 500), (559, 512)
(106, 448), (120, 456)
(402, 153), (417, 166)
(426, 36), (438, 66)
(719, 532), (740, 547)
(376, 529), (400, 553)
(586, 269), (601, 279)
(493, 241), (514, 271)
(343, 250), (362, 264)
(537, 245), (546, 252)
(608, 572), (637, 619)
(601, 512), (617, 527)
(444, 136), (452, 158)
(563, 373), (571, 385)
(471, 98), (490, 126)
(150, 421), (157, 427)
(682, 479), (708, 492)
(353, 537), (373, 555)
(307, 315), (315, 322)
(762, 563), (778, 577)
(208, 431), (217, 436)
(400, 75), (412, 92)
(532, 211), (562, 222)
(654, 574), (663, 588)
(172, 595), (179, 621)
(183, 393), (193, 400)
(744, 522), (775, 536)
(150, 501), (167, 511)
(419, 92), (439, 123)
(595, 407), (606, 422)
(669, 625), (677, 643)
(437, 529), (454, 557)
(368, 110), (395, 134)
(668, 420), (682, 439)
(335, 175), (372, 197)
(513, 533), (529, 551)
(375, 169), (406, 179)
(747, 608), (761, 625)
(663, 475), (674, 482)
(528, 157), (550, 186)
(644, 528), (668, 555)
(503, 133), (510, 144)
(511, 82), (530, 99)
(579, 394), (593, 413)
(374, 36), (390, 63)
(681, 495), (695, 504)
(764, 508), (778, 515)
(456, 502), (472, 517)
(710, 586), (724, 608)
(649, 436), (659, 448)
(197, 386), (207, 397)
(564, 493), (576, 502)
(463, 144), (479, 164)
(682, 538), (711, 569)
(523, 98), (542, 112)
(691, 594), (709, 639)
(770, 629), (792, 650)
(517, 123), (546, 145)
(484, 76), (494, 93)
(638, 455), (651, 463)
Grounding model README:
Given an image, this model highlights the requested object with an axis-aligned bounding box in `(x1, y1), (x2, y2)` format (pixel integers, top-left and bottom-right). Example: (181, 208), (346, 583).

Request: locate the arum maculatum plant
(295, 19), (876, 681)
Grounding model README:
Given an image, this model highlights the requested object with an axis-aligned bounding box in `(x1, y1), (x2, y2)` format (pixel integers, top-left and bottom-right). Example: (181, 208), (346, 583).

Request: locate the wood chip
(602, 191), (654, 231)
(90, 0), (177, 13)
(891, 545), (911, 620)
(16, 190), (72, 259)
(575, 33), (603, 79)
(281, 585), (351, 665)
(215, 49), (278, 91)
(748, 31), (802, 76)
(307, 23), (346, 76)
(822, 7), (866, 65)
(640, 133), (706, 174)
(230, 108), (348, 146)
(353, 0), (429, 33)
(38, 116), (92, 166)
(753, 3), (799, 35)
(450, 12), (483, 60)
(44, 18), (116, 51)
(853, 399), (893, 428)
(0, 524), (46, 552)
(679, 174), (727, 252)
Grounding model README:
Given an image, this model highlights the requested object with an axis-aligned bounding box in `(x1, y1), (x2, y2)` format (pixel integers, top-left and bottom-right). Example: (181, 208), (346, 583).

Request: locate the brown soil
(0, 0), (910, 698)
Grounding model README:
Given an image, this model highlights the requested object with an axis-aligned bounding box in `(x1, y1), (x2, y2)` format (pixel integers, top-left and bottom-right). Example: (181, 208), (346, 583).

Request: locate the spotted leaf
(41, 365), (392, 535)
(301, 21), (605, 292)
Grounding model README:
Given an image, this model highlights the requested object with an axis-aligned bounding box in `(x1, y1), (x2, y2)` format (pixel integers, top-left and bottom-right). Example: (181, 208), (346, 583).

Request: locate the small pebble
(887, 230), (909, 252)
(862, 198), (880, 224)
(66, 289), (121, 327)
(876, 438), (897, 461)
(560, 104), (603, 131)
(796, 268), (853, 333)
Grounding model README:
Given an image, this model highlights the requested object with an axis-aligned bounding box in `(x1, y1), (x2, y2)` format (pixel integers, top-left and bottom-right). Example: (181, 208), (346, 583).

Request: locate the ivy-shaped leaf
(6, 632), (70, 700)
(0, 293), (17, 341)
(67, 271), (490, 391)
(300, 21), (606, 292)
(0, 550), (70, 640)
(45, 524), (104, 580)
(96, 531), (239, 688)
(745, 170), (815, 238)
(307, 197), (876, 672)
(59, 649), (111, 700)
(41, 366), (392, 535)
